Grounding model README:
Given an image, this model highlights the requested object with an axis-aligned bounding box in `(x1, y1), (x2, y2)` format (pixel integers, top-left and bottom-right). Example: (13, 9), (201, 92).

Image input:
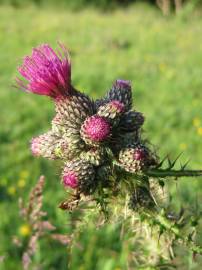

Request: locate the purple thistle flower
(63, 172), (78, 189)
(81, 115), (111, 143)
(16, 43), (71, 99)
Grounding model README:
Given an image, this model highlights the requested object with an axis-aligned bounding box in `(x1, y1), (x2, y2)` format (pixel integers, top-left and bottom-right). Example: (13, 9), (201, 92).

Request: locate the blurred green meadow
(0, 2), (202, 269)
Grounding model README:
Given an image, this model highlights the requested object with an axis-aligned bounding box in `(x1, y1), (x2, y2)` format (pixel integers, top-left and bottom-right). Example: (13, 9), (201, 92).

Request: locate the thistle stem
(145, 169), (202, 178)
(153, 212), (202, 254)
(114, 163), (202, 179)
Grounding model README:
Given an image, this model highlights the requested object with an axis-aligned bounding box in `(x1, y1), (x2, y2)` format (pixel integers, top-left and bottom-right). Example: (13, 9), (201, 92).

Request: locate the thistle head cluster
(16, 43), (157, 196)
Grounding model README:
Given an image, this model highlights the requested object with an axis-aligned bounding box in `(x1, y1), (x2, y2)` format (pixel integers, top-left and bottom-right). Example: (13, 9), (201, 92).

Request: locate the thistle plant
(16, 43), (202, 267)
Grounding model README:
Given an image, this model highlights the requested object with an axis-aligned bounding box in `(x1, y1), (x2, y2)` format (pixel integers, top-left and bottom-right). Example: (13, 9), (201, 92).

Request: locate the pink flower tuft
(110, 100), (125, 113)
(16, 43), (71, 99)
(133, 148), (146, 161)
(83, 116), (111, 142)
(115, 79), (131, 89)
(63, 172), (78, 188)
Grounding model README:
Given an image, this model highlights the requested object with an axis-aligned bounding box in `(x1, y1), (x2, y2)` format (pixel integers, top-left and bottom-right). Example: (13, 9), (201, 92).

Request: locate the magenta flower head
(16, 43), (71, 99)
(81, 115), (111, 145)
(63, 172), (78, 189)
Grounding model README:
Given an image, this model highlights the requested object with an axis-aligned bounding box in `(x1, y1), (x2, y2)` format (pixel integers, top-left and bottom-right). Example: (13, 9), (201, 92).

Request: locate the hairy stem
(154, 213), (202, 254)
(145, 169), (202, 178)
(114, 163), (202, 179)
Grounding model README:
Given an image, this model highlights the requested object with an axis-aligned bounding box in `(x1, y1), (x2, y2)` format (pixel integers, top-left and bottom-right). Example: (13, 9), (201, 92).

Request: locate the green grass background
(0, 2), (202, 269)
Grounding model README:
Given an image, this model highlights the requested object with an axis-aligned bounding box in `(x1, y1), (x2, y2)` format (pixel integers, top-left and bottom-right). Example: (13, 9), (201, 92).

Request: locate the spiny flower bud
(52, 114), (85, 160)
(51, 114), (66, 136)
(94, 98), (108, 111)
(64, 135), (85, 156)
(95, 165), (111, 187)
(55, 94), (94, 130)
(62, 159), (95, 195)
(97, 101), (125, 126)
(53, 138), (83, 161)
(53, 94), (94, 154)
(118, 144), (156, 173)
(120, 111), (144, 132)
(31, 132), (60, 159)
(106, 79), (132, 111)
(110, 131), (140, 155)
(80, 147), (106, 166)
(80, 115), (111, 146)
(16, 43), (71, 99)
(129, 186), (156, 211)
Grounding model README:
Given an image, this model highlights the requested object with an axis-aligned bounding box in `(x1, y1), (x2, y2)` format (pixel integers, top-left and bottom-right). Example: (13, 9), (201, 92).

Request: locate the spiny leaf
(180, 159), (191, 170)
(155, 155), (168, 169)
(165, 152), (183, 170)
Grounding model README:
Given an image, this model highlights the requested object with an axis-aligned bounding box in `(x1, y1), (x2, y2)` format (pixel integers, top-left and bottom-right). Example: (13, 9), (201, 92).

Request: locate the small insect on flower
(16, 43), (71, 99)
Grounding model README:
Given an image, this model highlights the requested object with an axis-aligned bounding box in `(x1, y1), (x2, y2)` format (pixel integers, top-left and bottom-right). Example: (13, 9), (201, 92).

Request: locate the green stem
(114, 163), (202, 179)
(143, 211), (202, 255)
(154, 213), (202, 254)
(145, 169), (202, 178)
